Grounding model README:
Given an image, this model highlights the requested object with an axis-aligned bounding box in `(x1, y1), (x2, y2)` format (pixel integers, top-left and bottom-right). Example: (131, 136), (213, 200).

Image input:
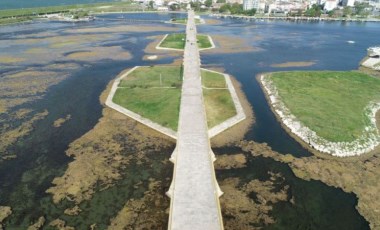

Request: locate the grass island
(157, 33), (214, 50)
(111, 66), (236, 131)
(169, 18), (202, 25)
(260, 71), (380, 156)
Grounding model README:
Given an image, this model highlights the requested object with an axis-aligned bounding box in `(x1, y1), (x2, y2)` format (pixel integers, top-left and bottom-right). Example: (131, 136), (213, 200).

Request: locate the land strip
(259, 71), (380, 156)
(167, 10), (224, 229)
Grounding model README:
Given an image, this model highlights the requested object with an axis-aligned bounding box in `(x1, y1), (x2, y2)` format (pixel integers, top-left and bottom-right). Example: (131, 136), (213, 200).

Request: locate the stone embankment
(260, 75), (380, 157)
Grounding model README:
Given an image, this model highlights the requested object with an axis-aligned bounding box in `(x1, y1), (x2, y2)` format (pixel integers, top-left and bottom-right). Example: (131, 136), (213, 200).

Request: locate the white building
(243, 0), (254, 10)
(324, 0), (339, 11)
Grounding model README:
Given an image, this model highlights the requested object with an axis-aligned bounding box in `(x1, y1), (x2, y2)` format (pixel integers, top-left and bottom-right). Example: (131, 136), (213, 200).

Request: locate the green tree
(148, 0), (154, 9)
(205, 0), (213, 7)
(190, 1), (201, 11)
(305, 4), (322, 17)
(229, 3), (243, 14)
(219, 3), (231, 13)
(343, 6), (352, 17)
(244, 8), (256, 16)
(217, 0), (226, 3)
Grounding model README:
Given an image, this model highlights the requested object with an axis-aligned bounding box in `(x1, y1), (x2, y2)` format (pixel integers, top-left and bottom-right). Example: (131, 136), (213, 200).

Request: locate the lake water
(0, 0), (119, 10)
(0, 13), (378, 228)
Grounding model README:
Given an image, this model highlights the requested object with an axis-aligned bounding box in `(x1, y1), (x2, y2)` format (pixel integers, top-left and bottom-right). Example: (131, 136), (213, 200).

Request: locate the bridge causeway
(166, 9), (224, 230)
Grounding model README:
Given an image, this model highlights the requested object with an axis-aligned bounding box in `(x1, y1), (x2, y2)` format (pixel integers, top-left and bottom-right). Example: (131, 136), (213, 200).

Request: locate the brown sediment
(0, 206), (12, 228)
(64, 25), (180, 34)
(0, 70), (66, 113)
(239, 140), (380, 230)
(205, 18), (223, 25)
(206, 35), (263, 54)
(49, 219), (74, 230)
(214, 153), (246, 169)
(0, 110), (48, 162)
(108, 179), (170, 229)
(0, 56), (25, 63)
(46, 79), (175, 204)
(270, 61), (316, 68)
(256, 73), (380, 157)
(53, 115), (71, 128)
(220, 173), (289, 229)
(64, 206), (81, 216)
(65, 46), (132, 61)
(27, 216), (46, 230)
(210, 76), (255, 147)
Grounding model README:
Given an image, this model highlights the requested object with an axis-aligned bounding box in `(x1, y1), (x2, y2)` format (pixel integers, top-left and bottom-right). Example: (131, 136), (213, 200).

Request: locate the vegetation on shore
(158, 33), (213, 50)
(269, 71), (380, 142)
(0, 2), (142, 25)
(112, 66), (236, 130)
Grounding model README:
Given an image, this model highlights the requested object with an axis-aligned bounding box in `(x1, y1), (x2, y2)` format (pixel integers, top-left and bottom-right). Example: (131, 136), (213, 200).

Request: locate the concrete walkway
(167, 10), (224, 230)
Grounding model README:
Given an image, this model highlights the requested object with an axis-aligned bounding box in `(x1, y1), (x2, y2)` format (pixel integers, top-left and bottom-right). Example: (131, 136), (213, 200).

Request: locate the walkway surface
(167, 10), (224, 230)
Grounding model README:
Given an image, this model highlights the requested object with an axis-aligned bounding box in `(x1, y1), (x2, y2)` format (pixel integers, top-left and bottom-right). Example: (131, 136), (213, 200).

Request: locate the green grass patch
(197, 34), (212, 49)
(119, 66), (182, 88)
(159, 34), (186, 50)
(201, 70), (227, 88)
(113, 88), (181, 131)
(201, 69), (236, 128)
(159, 33), (213, 50)
(113, 66), (236, 130)
(269, 71), (380, 142)
(171, 18), (201, 24)
(204, 89), (236, 128)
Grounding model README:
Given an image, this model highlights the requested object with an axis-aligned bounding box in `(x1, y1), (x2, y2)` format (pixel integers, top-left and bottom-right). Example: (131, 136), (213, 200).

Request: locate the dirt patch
(0, 206), (12, 228)
(220, 172), (289, 229)
(239, 140), (380, 230)
(49, 219), (74, 230)
(205, 18), (223, 25)
(215, 153), (246, 169)
(64, 205), (81, 216)
(211, 77), (255, 147)
(53, 115), (71, 128)
(27, 216), (46, 230)
(270, 61), (316, 68)
(206, 35), (262, 54)
(65, 46), (132, 61)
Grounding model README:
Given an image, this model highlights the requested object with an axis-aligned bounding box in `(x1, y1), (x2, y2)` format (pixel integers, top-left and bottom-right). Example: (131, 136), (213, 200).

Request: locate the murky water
(0, 13), (378, 228)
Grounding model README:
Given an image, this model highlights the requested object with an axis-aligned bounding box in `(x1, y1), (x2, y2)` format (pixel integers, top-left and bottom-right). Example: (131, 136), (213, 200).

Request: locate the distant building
(243, 0), (254, 10)
(341, 0), (355, 6)
(324, 0), (339, 10)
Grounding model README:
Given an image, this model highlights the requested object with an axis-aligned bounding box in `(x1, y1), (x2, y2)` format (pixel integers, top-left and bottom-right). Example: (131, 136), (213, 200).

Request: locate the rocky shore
(259, 74), (380, 157)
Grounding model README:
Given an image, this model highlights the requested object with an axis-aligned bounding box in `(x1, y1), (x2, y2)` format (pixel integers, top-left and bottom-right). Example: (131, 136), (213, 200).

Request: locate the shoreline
(211, 13), (380, 22)
(257, 73), (380, 157)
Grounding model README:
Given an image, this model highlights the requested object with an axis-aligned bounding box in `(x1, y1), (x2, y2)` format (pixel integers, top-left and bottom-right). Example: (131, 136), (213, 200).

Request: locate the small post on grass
(160, 73), (162, 86)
